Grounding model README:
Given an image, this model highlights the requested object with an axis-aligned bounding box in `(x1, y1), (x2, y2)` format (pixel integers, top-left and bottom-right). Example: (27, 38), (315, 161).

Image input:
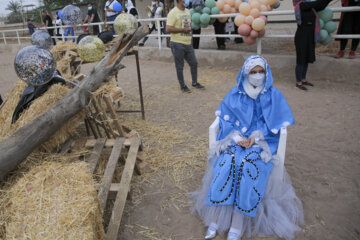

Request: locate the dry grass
(0, 161), (104, 240)
(0, 81), (85, 152)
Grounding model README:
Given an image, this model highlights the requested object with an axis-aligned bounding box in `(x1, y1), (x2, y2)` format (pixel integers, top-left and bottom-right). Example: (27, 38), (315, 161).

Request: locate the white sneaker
(204, 226), (217, 239)
(227, 231), (241, 240)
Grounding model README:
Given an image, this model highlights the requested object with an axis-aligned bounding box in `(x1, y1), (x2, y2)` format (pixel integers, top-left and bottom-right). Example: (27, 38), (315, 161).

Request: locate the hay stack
(0, 81), (85, 152)
(2, 161), (105, 240)
(51, 41), (78, 61)
(51, 41), (79, 80)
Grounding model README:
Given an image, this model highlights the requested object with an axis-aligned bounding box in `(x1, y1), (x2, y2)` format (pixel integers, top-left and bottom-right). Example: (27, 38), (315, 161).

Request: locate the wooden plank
(95, 95), (118, 138)
(103, 95), (125, 137)
(91, 97), (111, 138)
(88, 138), (107, 174)
(106, 137), (140, 240)
(98, 137), (125, 211)
(108, 183), (120, 200)
(85, 138), (131, 148)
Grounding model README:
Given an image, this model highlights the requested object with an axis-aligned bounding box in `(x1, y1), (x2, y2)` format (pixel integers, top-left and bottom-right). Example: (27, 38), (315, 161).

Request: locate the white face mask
(88, 6), (92, 10)
(248, 73), (265, 87)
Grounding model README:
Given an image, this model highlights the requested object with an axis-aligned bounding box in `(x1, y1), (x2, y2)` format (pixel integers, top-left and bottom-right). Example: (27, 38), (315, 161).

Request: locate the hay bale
(0, 81), (85, 152)
(2, 161), (105, 240)
(51, 41), (78, 61)
(0, 81), (27, 136)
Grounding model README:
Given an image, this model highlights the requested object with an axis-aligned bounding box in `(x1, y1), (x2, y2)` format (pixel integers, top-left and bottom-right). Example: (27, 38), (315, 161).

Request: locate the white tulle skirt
(189, 133), (304, 240)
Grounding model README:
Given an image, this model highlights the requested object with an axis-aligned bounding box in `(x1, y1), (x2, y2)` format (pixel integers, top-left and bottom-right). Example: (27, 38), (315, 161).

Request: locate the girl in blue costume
(190, 56), (304, 240)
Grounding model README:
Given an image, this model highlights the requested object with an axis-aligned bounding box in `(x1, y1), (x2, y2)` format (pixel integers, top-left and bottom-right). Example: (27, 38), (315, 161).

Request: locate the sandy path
(1, 48), (360, 240)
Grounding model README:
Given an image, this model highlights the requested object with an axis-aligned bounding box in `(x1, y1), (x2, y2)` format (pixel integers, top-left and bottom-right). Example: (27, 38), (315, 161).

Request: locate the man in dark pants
(213, 19), (226, 49)
(41, 11), (56, 45)
(192, 28), (201, 49)
(166, 0), (205, 93)
(83, 3), (100, 35)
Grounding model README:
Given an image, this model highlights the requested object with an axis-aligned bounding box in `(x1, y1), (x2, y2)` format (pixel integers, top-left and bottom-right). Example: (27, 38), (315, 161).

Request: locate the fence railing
(1, 6), (359, 54)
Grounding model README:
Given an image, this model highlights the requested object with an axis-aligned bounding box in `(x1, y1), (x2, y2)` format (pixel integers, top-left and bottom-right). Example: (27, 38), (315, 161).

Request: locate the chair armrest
(209, 117), (219, 149)
(274, 127), (287, 181)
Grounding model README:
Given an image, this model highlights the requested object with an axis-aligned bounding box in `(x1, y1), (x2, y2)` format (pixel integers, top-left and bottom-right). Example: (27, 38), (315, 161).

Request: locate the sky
(0, 0), (40, 17)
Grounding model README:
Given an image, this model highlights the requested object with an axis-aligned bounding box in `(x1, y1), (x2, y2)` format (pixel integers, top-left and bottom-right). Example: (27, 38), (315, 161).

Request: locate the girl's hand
(245, 138), (255, 149)
(237, 138), (249, 148)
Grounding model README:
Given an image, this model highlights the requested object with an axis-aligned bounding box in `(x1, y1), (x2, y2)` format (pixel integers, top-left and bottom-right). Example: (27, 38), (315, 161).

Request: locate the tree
(6, 0), (22, 23)
(6, 0), (21, 14)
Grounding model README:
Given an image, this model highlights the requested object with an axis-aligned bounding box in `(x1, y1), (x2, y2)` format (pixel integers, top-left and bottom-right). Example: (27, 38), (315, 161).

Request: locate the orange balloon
(252, 17), (265, 31)
(218, 17), (228, 23)
(250, 8), (260, 18)
(245, 15), (254, 25)
(223, 4), (232, 13)
(250, 0), (260, 10)
(216, 0), (225, 10)
(259, 15), (267, 24)
(259, 0), (268, 5)
(239, 2), (251, 16)
(235, 0), (242, 8)
(259, 4), (267, 12)
(243, 35), (257, 45)
(268, 0), (277, 5)
(228, 0), (235, 7)
(234, 14), (246, 26)
(258, 28), (265, 37)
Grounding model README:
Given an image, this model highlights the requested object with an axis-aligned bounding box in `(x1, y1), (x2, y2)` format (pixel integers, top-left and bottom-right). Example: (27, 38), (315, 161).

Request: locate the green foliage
(6, 0), (21, 14)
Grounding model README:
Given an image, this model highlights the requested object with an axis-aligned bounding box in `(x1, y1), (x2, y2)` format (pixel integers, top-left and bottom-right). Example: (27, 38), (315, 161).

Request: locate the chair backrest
(209, 117), (287, 181)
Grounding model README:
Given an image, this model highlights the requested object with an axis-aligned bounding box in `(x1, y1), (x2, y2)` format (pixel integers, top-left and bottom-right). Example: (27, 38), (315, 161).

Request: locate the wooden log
(0, 26), (148, 180)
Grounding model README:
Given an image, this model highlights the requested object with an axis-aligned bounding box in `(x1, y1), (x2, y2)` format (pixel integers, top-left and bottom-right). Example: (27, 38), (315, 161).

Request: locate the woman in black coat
(293, 0), (332, 90)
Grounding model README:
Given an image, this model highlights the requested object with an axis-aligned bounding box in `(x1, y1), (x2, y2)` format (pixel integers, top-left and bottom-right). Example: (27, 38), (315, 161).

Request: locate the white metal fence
(1, 6), (359, 54)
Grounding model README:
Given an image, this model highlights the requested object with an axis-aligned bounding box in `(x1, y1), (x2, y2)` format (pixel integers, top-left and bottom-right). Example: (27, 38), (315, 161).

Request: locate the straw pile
(51, 41), (78, 61)
(0, 80), (85, 152)
(51, 41), (79, 80)
(1, 161), (105, 240)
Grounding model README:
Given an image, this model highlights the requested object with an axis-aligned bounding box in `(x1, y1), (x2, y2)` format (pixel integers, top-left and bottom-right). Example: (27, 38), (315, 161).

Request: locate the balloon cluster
(231, 0), (279, 45)
(78, 36), (105, 62)
(190, 0), (219, 30)
(318, 8), (336, 45)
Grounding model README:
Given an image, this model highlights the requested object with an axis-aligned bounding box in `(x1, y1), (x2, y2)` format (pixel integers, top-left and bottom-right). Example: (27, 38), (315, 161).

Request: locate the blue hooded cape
(206, 56), (295, 217)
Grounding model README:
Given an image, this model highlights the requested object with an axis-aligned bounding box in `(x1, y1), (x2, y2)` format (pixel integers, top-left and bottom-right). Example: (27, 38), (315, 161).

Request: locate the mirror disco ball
(114, 13), (138, 35)
(31, 30), (53, 50)
(61, 5), (82, 25)
(78, 36), (105, 62)
(14, 46), (56, 86)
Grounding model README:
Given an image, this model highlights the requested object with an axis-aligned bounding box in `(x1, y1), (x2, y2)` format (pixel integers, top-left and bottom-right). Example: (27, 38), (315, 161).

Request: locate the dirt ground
(0, 45), (360, 240)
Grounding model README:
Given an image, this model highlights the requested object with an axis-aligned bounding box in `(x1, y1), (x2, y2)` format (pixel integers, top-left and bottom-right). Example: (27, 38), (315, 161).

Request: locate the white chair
(209, 117), (287, 181)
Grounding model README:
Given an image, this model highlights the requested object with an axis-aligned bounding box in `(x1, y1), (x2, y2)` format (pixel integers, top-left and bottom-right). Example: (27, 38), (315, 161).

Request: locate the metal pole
(99, 22), (102, 33)
(157, 19), (161, 49)
(257, 38), (262, 55)
(16, 30), (21, 45)
(134, 50), (146, 120)
(2, 32), (6, 45)
(61, 26), (65, 41)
